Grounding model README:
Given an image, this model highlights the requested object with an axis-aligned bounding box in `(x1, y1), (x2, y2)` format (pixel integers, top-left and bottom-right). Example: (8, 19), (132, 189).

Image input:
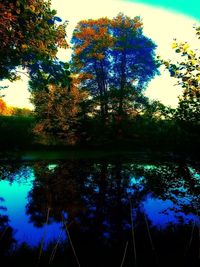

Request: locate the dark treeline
(0, 103), (199, 155)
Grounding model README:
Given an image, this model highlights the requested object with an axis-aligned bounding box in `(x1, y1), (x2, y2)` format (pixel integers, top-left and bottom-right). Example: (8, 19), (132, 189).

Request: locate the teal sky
(125, 0), (200, 20)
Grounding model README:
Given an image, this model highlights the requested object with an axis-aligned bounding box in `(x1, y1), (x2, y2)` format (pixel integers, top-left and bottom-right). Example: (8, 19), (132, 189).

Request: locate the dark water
(0, 158), (199, 267)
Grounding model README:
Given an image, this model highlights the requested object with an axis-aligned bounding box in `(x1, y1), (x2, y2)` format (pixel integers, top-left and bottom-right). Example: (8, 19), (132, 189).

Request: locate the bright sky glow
(0, 75), (34, 109)
(0, 0), (200, 108)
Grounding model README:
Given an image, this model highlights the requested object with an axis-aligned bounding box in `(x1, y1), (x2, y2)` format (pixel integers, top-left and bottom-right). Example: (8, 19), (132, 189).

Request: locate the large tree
(71, 14), (158, 120)
(0, 0), (79, 144)
(0, 0), (68, 81)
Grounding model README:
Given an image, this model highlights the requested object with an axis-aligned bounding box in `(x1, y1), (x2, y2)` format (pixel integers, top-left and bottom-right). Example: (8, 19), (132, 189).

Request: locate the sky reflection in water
(0, 161), (199, 247)
(0, 166), (65, 246)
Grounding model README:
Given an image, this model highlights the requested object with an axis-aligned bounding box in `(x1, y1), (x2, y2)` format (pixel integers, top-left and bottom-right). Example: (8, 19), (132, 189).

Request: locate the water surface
(0, 158), (199, 266)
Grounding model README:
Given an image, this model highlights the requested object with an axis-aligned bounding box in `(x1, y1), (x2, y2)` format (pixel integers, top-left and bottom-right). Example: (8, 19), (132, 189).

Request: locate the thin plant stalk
(0, 226), (9, 240)
(129, 198), (137, 266)
(188, 220), (195, 249)
(198, 223), (200, 259)
(196, 209), (200, 259)
(38, 207), (50, 263)
(62, 215), (81, 267)
(49, 229), (63, 264)
(120, 241), (128, 267)
(184, 220), (195, 256)
(144, 213), (159, 266)
(144, 213), (155, 251)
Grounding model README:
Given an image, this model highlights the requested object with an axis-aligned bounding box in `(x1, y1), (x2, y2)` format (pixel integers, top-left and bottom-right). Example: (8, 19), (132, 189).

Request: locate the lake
(0, 156), (199, 266)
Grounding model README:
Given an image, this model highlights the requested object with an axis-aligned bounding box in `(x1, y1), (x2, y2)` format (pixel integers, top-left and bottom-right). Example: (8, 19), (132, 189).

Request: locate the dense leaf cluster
(0, 0), (68, 80)
(162, 27), (200, 125)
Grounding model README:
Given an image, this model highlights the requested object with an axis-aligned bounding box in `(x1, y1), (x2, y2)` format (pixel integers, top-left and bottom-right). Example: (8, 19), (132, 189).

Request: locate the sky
(126, 0), (200, 20)
(0, 0), (200, 109)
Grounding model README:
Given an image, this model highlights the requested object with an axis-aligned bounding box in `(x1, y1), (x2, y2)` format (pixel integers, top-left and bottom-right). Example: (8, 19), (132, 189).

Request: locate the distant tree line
(0, 98), (33, 116)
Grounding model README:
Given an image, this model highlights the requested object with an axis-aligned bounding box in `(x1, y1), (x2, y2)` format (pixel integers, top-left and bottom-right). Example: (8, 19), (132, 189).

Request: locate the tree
(29, 62), (86, 145)
(71, 14), (158, 121)
(32, 83), (86, 145)
(0, 98), (12, 115)
(109, 14), (158, 116)
(71, 17), (112, 120)
(162, 26), (200, 124)
(0, 0), (68, 81)
(11, 107), (33, 116)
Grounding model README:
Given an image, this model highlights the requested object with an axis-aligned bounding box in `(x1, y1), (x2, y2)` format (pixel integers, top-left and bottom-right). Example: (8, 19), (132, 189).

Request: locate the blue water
(0, 166), (65, 247)
(0, 160), (199, 250)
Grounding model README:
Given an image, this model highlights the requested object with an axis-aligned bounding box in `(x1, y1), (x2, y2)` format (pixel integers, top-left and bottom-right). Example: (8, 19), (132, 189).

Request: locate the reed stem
(62, 215), (81, 267)
(38, 207), (50, 264)
(120, 241), (128, 267)
(49, 229), (63, 264)
(129, 198), (137, 266)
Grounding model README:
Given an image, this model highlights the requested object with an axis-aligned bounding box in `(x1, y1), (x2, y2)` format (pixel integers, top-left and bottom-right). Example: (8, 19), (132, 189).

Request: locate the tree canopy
(0, 0), (68, 81)
(71, 14), (158, 120)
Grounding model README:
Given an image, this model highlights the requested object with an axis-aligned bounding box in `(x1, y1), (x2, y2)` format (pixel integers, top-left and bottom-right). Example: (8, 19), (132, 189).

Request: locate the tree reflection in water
(24, 159), (199, 267)
(0, 197), (15, 257)
(0, 159), (199, 266)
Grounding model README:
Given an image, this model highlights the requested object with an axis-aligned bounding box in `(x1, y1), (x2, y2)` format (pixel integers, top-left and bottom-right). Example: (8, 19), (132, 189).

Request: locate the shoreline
(0, 148), (199, 162)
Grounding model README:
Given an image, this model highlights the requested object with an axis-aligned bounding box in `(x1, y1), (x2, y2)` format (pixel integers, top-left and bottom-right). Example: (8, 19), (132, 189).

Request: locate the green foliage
(162, 26), (200, 125)
(11, 107), (33, 117)
(0, 0), (68, 81)
(28, 57), (86, 145)
(0, 115), (35, 149)
(30, 83), (87, 146)
(143, 100), (175, 120)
